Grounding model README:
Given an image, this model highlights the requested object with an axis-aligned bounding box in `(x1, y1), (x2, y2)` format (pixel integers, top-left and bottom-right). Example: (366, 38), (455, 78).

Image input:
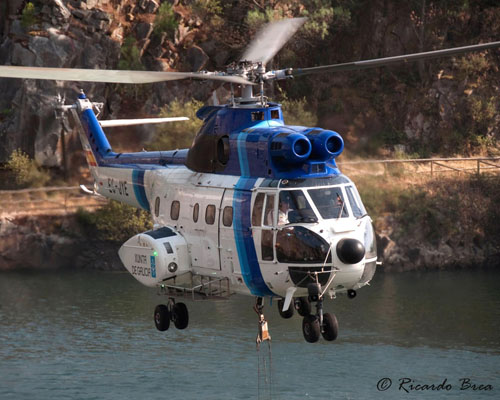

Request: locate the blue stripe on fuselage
(237, 132), (250, 176)
(233, 177), (274, 297)
(132, 169), (150, 211)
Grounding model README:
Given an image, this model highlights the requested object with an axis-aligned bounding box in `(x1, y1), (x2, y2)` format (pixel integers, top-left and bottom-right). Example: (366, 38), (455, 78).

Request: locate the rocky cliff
(1, 1), (499, 272)
(1, 210), (498, 272)
(0, 214), (122, 270)
(1, 1), (499, 167)
(0, 0), (216, 166)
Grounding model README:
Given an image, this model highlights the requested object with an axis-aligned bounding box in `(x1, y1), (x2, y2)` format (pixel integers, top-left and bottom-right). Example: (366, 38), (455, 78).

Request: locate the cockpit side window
(308, 187), (349, 219)
(252, 193), (265, 227)
(279, 190), (317, 224)
(345, 186), (365, 218)
(263, 194), (275, 226)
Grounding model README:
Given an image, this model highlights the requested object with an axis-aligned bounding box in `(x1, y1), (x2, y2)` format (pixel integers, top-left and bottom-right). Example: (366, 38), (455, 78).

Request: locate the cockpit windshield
(308, 187), (348, 219)
(279, 190), (317, 224)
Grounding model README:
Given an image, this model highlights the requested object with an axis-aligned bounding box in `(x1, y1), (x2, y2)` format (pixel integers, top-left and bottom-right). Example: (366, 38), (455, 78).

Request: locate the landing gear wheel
(294, 297), (311, 317)
(154, 304), (170, 331)
(321, 313), (338, 341)
(172, 302), (189, 330)
(347, 289), (357, 299)
(302, 314), (320, 343)
(278, 299), (294, 319)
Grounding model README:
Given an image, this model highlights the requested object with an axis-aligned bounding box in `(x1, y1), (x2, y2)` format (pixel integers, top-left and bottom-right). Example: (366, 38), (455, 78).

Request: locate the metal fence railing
(337, 156), (500, 177)
(1, 157), (499, 216)
(0, 186), (107, 217)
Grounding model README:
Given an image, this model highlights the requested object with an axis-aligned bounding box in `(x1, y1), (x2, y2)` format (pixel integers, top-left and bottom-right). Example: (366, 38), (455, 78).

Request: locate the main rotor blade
(241, 17), (306, 65)
(293, 41), (500, 76)
(0, 66), (252, 85)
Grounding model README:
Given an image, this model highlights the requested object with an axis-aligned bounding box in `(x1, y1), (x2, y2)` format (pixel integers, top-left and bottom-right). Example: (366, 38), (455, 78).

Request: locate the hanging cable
(255, 297), (273, 400)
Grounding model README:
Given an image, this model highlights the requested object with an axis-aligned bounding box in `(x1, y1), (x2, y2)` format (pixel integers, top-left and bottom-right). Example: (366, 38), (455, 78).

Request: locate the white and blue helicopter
(1, 18), (499, 343)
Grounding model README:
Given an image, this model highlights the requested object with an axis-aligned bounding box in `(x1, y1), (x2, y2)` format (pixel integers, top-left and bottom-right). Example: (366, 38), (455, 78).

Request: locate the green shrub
(192, 0), (222, 19)
(246, 7), (282, 30)
(278, 89), (317, 127)
(77, 200), (153, 243)
(154, 2), (178, 39)
(6, 149), (50, 188)
(118, 36), (144, 71)
(148, 99), (204, 150)
(21, 2), (37, 29)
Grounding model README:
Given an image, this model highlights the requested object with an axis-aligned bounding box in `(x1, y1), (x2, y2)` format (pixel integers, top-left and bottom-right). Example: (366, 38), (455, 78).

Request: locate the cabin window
(263, 194), (275, 226)
(164, 242), (173, 254)
(154, 197), (160, 217)
(223, 206), (233, 227)
(261, 230), (274, 261)
(271, 109), (280, 119)
(170, 200), (180, 220)
(308, 187), (348, 219)
(251, 111), (265, 121)
(217, 136), (230, 165)
(252, 193), (265, 227)
(276, 226), (331, 264)
(193, 203), (199, 223)
(205, 204), (216, 225)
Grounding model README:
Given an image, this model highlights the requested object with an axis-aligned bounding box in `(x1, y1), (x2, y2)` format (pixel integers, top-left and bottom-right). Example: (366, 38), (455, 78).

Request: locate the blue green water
(0, 269), (499, 399)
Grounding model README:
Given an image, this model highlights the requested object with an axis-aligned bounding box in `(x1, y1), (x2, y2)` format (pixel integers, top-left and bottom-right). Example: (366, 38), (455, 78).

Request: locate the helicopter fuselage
(72, 92), (377, 300)
(96, 163), (377, 299)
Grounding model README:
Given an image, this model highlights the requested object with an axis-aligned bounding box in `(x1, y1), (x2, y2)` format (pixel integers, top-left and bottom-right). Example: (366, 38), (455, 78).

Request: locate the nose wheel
(301, 283), (339, 343)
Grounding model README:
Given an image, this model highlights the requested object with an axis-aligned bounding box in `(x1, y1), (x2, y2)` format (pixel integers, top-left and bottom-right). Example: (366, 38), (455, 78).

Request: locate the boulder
(52, 0), (72, 21)
(138, 0), (159, 14)
(135, 22), (153, 42)
(11, 42), (36, 66)
(185, 44), (209, 72)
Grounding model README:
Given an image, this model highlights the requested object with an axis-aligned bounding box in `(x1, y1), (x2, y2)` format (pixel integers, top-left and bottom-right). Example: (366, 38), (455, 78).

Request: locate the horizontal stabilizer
(98, 117), (189, 127)
(79, 184), (103, 197)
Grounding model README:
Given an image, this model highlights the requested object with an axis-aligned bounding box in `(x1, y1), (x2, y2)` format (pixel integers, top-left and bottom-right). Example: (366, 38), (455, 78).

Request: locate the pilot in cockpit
(277, 192), (293, 225)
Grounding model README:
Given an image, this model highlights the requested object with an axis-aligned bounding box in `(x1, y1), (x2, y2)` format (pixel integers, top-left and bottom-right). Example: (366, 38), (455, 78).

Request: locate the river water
(0, 269), (499, 400)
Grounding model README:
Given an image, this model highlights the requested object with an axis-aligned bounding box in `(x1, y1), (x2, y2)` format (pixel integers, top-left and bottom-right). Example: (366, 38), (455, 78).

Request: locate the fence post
(430, 160), (433, 177)
(477, 160), (480, 175)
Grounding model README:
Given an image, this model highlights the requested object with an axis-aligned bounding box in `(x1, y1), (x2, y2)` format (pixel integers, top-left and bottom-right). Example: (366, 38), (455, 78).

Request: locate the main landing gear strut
(277, 284), (339, 343)
(301, 283), (338, 343)
(154, 298), (189, 332)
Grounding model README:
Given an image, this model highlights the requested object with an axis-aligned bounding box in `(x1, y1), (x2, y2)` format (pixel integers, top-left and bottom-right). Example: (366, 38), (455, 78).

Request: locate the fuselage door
(188, 187), (224, 270)
(219, 189), (238, 273)
(251, 191), (276, 264)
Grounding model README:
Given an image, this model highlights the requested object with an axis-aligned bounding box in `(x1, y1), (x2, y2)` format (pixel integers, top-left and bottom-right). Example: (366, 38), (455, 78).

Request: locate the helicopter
(1, 18), (499, 343)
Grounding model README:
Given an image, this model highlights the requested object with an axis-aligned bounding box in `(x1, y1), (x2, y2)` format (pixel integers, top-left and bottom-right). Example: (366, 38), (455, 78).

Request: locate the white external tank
(118, 227), (190, 287)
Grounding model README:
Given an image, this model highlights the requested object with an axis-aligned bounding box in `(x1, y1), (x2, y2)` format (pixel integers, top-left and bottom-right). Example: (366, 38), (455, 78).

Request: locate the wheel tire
(154, 304), (170, 331)
(321, 313), (339, 341)
(295, 297), (311, 317)
(302, 314), (320, 343)
(277, 299), (294, 319)
(172, 302), (189, 330)
(347, 289), (357, 299)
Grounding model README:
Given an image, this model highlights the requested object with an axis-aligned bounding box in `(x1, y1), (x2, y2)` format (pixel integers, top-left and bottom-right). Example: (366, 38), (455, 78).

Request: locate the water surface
(1, 269), (499, 399)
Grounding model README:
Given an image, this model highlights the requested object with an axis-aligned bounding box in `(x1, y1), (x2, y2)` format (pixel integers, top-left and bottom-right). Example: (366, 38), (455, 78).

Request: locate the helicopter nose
(336, 238), (365, 264)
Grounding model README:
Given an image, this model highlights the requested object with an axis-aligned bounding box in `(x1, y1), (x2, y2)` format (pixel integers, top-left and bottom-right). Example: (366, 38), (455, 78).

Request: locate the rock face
(1, 210), (497, 272)
(0, 0), (211, 166)
(0, 215), (123, 271)
(0, 0), (121, 166)
(376, 220), (499, 272)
